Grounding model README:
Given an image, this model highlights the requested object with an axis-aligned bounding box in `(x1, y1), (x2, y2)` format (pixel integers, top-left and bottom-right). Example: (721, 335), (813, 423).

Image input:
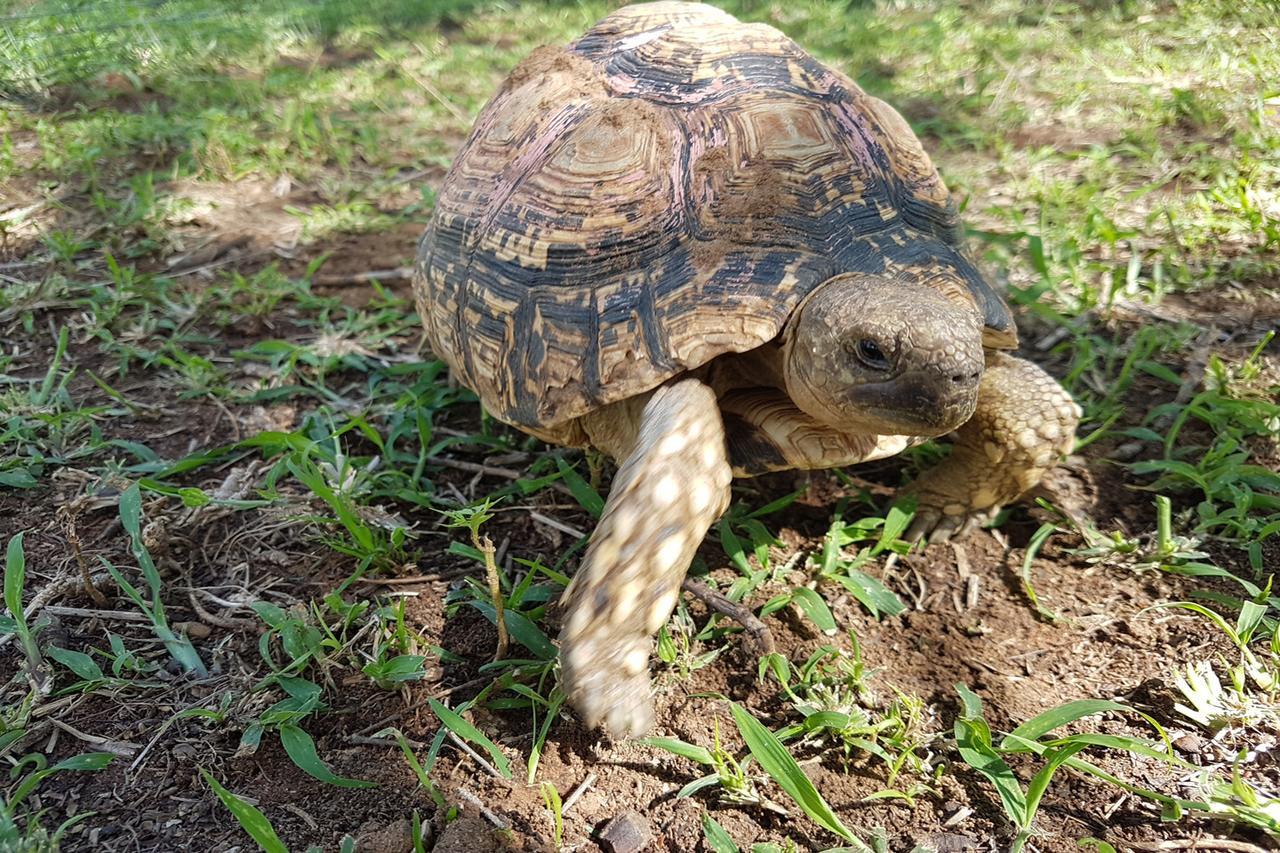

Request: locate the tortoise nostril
(951, 370), (980, 385)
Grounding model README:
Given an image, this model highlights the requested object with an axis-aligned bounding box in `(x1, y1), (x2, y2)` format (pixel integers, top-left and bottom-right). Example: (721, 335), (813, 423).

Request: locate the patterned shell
(415, 1), (1015, 433)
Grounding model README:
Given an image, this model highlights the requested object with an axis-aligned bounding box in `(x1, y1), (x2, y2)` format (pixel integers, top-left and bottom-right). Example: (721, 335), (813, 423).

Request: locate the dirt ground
(3, 2), (1280, 851)
(2, 225), (1275, 851)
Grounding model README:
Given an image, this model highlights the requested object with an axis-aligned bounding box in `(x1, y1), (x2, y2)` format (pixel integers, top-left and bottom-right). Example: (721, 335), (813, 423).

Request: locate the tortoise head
(781, 272), (985, 437)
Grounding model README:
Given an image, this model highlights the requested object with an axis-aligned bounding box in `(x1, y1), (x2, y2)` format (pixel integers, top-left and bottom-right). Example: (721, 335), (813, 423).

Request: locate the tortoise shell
(415, 1), (1015, 434)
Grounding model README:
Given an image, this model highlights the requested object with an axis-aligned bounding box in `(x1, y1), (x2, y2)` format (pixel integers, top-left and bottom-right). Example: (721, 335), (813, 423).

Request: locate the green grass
(1, 0), (1279, 849)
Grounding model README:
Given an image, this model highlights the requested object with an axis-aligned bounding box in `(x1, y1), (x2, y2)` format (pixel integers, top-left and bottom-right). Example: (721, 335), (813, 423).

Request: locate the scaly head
(782, 272), (985, 437)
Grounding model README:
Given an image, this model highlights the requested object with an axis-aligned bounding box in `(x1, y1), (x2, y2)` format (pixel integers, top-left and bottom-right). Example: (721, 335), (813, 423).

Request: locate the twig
(48, 719), (139, 756)
(350, 675), (494, 736)
(281, 803), (319, 831)
(1117, 841), (1269, 853)
(529, 512), (587, 540)
(560, 771), (597, 814)
(185, 585), (256, 630)
(42, 606), (148, 622)
(349, 734), (423, 749)
(457, 787), (510, 829)
(681, 577), (775, 656)
(427, 456), (526, 480)
(400, 63), (467, 123)
(60, 502), (107, 605)
(446, 731), (509, 783)
(312, 267), (414, 286)
(0, 569), (113, 651)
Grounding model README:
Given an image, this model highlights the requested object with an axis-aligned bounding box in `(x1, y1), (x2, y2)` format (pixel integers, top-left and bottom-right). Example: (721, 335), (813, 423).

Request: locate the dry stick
(184, 584), (256, 630)
(560, 772), (597, 815)
(0, 569), (113, 652)
(48, 719), (139, 757)
(400, 64), (468, 123)
(42, 606), (148, 622)
(427, 455), (574, 498)
(349, 734), (422, 749)
(457, 787), (510, 829)
(62, 505), (107, 605)
(311, 267), (414, 286)
(529, 511), (586, 539)
(1117, 841), (1269, 853)
(681, 577), (775, 656)
(446, 731), (510, 784)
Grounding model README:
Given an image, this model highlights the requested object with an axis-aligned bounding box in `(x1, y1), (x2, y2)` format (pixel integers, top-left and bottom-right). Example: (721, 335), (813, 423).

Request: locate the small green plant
(947, 685), (1268, 849)
(761, 640), (940, 800)
(810, 507), (910, 618)
(376, 727), (445, 807)
(442, 499), (508, 659)
(3, 533), (47, 692)
(202, 770), (288, 853)
(238, 676), (375, 789)
(540, 781), (564, 850)
(645, 703), (862, 844)
(656, 602), (727, 680)
(642, 721), (784, 814)
(0, 751), (114, 850)
(102, 484), (207, 675)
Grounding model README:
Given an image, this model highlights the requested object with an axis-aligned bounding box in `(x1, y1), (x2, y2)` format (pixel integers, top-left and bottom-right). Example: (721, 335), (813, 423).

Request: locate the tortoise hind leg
(903, 352), (1081, 543)
(560, 378), (732, 738)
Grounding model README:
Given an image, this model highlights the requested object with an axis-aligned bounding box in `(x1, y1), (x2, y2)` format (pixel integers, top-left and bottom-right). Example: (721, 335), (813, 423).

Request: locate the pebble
(598, 810), (652, 853)
(1173, 733), (1204, 754)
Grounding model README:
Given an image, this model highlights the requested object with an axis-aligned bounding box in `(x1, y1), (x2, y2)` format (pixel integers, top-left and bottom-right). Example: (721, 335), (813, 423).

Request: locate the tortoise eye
(850, 339), (890, 370)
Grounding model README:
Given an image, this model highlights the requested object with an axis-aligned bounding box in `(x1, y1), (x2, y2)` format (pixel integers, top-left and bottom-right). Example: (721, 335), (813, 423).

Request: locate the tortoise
(415, 1), (1080, 738)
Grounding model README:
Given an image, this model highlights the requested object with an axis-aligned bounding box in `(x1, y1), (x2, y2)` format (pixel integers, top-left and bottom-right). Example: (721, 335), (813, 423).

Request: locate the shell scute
(416, 1), (1015, 431)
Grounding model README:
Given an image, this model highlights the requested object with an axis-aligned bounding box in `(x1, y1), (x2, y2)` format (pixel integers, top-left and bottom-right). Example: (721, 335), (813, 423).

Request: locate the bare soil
(2, 186), (1276, 853)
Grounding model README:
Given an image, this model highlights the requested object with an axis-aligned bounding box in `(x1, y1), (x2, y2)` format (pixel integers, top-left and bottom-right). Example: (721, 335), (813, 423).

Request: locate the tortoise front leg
(560, 379), (732, 738)
(903, 352), (1081, 543)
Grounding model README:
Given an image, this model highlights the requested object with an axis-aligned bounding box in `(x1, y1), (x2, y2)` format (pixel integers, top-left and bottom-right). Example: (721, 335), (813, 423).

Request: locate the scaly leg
(560, 379), (732, 738)
(903, 352), (1081, 543)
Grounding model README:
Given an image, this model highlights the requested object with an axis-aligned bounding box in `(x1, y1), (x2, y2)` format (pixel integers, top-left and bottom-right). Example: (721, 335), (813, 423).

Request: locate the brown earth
(2, 182), (1277, 853)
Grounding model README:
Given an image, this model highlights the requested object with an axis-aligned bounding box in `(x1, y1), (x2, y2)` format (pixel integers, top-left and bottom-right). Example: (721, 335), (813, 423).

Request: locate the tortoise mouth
(853, 370), (979, 435)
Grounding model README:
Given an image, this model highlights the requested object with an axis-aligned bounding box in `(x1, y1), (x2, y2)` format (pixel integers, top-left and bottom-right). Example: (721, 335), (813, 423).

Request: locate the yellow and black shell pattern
(414, 1), (1015, 436)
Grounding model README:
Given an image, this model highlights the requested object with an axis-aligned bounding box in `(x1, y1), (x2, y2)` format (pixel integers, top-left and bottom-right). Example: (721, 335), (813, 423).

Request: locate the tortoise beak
(856, 369), (980, 436)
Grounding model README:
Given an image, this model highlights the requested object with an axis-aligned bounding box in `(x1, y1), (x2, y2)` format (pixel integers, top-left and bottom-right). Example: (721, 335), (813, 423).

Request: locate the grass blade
(427, 698), (512, 779)
(953, 686), (1026, 829)
(201, 769), (289, 853)
(702, 813), (740, 853)
(1004, 699), (1134, 744)
(278, 724), (376, 788)
(728, 702), (857, 843)
(789, 587), (838, 634)
(555, 458), (604, 518)
(1022, 742), (1090, 828)
(5, 532), (26, 623)
(638, 737), (715, 766)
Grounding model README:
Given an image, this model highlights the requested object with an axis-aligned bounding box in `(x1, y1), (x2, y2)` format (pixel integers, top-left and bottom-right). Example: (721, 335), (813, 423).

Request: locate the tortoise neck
(705, 342), (788, 397)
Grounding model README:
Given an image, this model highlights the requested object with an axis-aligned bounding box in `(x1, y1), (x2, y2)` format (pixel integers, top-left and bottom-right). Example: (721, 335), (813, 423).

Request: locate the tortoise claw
(885, 505), (998, 571)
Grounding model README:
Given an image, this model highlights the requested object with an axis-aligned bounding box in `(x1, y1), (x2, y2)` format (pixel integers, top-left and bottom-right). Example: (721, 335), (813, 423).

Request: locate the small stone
(356, 817), (411, 853)
(1173, 733), (1204, 754)
(174, 621), (212, 639)
(598, 810), (652, 853)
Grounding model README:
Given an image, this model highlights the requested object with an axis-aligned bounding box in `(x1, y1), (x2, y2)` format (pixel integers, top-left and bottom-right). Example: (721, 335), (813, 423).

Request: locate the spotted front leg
(904, 352), (1080, 543)
(559, 379), (732, 738)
